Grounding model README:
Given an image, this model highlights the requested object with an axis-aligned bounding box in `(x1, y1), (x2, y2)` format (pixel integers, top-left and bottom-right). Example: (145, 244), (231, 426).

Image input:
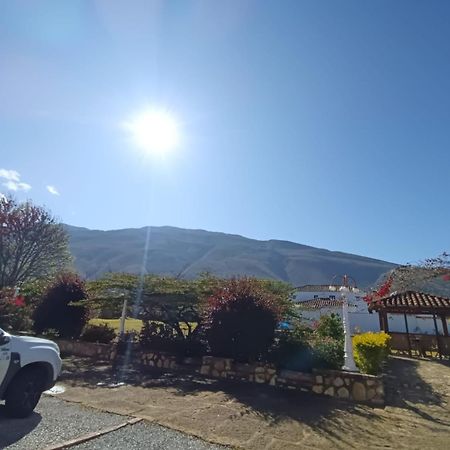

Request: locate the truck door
(0, 329), (12, 384)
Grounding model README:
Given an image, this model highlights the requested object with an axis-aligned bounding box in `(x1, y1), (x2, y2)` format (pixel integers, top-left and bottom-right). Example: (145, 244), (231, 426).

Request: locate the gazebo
(368, 291), (450, 358)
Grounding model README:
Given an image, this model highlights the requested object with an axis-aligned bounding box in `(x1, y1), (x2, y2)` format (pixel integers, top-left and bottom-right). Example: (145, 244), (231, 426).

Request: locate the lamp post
(329, 275), (359, 372)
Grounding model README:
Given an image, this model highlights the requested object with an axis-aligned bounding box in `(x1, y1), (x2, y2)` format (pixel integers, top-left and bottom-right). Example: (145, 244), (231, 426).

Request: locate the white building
(294, 284), (442, 335)
(294, 284), (380, 334)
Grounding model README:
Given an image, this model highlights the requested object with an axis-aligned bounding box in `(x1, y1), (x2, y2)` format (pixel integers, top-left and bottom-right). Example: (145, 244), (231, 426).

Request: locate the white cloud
(0, 168), (32, 192)
(46, 185), (60, 196)
(2, 180), (32, 191)
(0, 169), (20, 182)
(0, 192), (6, 201)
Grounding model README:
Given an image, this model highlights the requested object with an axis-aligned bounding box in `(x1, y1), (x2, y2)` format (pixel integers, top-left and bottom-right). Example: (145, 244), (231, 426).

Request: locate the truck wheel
(4, 368), (45, 418)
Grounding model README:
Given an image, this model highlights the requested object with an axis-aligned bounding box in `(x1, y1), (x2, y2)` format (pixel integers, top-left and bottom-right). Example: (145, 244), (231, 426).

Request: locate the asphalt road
(0, 396), (224, 450)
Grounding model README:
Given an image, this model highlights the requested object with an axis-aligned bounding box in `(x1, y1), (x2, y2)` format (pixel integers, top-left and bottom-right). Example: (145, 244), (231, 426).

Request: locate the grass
(89, 318), (143, 333)
(88, 318), (198, 336)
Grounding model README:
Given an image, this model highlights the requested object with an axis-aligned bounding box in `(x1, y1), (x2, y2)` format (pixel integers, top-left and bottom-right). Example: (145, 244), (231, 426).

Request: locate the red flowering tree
(0, 196), (70, 289)
(365, 252), (450, 304)
(204, 277), (286, 361)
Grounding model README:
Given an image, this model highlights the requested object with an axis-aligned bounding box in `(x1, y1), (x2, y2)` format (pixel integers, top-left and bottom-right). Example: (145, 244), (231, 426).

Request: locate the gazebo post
(441, 316), (449, 337)
(378, 311), (384, 331)
(404, 313), (412, 357)
(432, 314), (442, 360)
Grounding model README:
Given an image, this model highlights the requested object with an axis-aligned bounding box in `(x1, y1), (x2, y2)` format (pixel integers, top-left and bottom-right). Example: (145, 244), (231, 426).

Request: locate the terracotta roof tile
(368, 291), (450, 313)
(297, 297), (345, 310)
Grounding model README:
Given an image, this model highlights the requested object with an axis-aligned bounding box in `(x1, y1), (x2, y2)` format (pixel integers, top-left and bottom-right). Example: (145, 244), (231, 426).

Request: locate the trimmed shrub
(204, 277), (284, 362)
(33, 273), (89, 338)
(353, 332), (391, 375)
(81, 324), (116, 344)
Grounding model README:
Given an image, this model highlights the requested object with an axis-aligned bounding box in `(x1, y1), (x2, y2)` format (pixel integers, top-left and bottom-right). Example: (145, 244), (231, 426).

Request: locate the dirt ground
(57, 355), (450, 449)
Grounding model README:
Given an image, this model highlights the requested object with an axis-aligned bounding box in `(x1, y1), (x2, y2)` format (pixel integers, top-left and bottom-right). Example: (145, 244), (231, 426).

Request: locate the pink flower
(14, 296), (25, 307)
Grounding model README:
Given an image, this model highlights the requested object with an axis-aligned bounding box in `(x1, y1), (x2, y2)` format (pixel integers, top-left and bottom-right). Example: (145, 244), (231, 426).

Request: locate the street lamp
(329, 275), (359, 372)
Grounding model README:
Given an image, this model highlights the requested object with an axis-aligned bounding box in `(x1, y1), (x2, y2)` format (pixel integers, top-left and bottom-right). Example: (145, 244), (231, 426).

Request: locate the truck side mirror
(0, 332), (10, 346)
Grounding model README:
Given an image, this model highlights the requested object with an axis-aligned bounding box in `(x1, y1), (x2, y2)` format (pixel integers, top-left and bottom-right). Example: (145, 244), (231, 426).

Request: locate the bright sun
(124, 109), (180, 155)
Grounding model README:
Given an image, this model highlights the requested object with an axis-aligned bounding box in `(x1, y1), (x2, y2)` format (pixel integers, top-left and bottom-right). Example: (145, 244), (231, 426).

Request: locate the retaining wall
(59, 341), (384, 406)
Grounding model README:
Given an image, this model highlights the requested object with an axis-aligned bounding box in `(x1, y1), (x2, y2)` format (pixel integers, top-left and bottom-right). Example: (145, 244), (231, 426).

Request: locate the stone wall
(57, 339), (115, 361)
(141, 351), (178, 370)
(62, 343), (384, 406)
(312, 369), (384, 405)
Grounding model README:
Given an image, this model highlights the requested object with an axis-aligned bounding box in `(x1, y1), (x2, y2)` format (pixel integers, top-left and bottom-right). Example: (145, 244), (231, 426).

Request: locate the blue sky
(1, 0), (449, 265)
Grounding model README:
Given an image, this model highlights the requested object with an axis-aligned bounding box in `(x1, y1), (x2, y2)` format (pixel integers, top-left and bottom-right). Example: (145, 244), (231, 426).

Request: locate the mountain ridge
(65, 224), (397, 287)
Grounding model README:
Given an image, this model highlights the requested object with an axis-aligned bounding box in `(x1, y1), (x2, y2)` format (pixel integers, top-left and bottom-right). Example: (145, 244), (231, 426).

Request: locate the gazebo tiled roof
(368, 291), (450, 315)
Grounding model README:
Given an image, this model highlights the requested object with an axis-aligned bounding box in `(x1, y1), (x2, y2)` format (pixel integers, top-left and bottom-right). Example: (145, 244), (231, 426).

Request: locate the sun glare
(124, 108), (180, 155)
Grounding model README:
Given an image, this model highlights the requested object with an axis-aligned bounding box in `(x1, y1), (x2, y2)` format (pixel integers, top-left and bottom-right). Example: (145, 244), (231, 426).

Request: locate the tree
(204, 277), (286, 361)
(365, 252), (450, 302)
(33, 273), (89, 338)
(0, 196), (71, 289)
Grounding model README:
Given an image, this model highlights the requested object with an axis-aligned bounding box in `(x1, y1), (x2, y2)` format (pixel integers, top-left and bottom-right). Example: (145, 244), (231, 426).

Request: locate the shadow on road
(0, 407), (42, 448)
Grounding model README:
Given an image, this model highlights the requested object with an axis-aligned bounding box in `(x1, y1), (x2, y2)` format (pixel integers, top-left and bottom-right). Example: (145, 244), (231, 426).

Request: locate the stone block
(344, 378), (351, 386)
(352, 382), (366, 401)
(156, 360), (163, 368)
(200, 365), (210, 376)
(337, 387), (349, 399)
(315, 375), (323, 384)
(312, 385), (323, 394)
(324, 387), (334, 396)
(269, 375), (276, 386)
(366, 379), (376, 387)
(333, 377), (344, 387)
(376, 385), (384, 396)
(367, 389), (376, 400)
(211, 369), (220, 377)
(255, 373), (266, 383)
(214, 360), (225, 372)
(255, 366), (265, 374)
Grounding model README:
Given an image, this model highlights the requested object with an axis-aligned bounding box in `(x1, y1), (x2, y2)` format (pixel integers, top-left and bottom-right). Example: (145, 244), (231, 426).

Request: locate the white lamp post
(329, 275), (359, 372)
(118, 294), (127, 337)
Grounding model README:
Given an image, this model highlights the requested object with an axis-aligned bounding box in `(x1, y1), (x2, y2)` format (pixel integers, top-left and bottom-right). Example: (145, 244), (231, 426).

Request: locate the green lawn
(89, 318), (143, 333)
(88, 318), (197, 336)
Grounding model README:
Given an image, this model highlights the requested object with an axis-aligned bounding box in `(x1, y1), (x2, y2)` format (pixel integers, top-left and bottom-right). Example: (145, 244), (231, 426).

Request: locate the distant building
(294, 284), (379, 333)
(294, 284), (443, 335)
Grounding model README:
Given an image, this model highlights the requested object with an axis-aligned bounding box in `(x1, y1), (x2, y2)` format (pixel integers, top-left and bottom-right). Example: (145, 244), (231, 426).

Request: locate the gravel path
(0, 396), (127, 449)
(0, 396), (223, 450)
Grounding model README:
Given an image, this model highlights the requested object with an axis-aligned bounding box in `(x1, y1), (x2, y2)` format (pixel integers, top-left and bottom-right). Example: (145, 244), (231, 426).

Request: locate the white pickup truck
(0, 327), (62, 418)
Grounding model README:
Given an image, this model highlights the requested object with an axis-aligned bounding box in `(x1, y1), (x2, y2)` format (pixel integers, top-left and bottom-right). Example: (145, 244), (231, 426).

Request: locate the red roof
(297, 297), (345, 310)
(368, 291), (450, 314)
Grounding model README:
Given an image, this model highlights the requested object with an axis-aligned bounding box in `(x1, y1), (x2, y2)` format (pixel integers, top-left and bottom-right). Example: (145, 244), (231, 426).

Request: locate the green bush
(139, 321), (206, 357)
(270, 323), (313, 371)
(204, 278), (284, 362)
(314, 314), (344, 342)
(310, 335), (344, 370)
(81, 324), (116, 344)
(353, 332), (391, 375)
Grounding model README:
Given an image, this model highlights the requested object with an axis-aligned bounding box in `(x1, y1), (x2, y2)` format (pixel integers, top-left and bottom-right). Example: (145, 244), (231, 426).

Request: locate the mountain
(65, 225), (397, 288)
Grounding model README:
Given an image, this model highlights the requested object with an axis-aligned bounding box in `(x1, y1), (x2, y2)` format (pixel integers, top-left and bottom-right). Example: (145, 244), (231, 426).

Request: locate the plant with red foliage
(363, 276), (393, 304)
(32, 273), (89, 338)
(0, 288), (32, 331)
(204, 277), (285, 362)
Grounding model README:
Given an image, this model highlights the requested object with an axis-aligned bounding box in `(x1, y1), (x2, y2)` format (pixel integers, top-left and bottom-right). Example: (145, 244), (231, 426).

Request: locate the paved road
(0, 396), (223, 450)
